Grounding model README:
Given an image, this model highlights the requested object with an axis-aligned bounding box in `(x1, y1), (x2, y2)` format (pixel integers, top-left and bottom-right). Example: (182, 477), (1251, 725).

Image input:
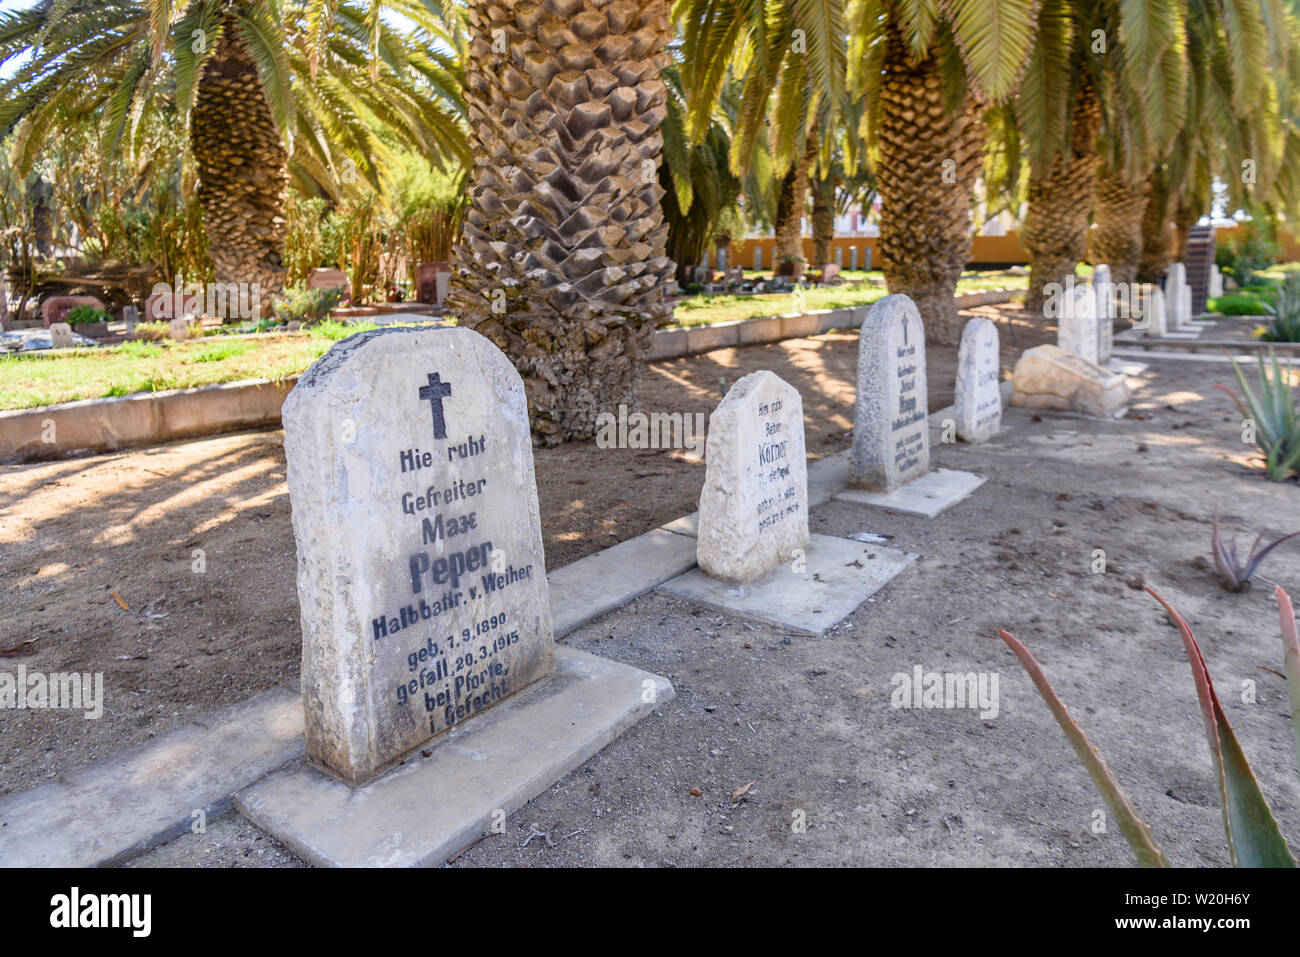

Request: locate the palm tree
(0, 0), (467, 303)
(677, 0), (1038, 343)
(448, 0), (676, 446)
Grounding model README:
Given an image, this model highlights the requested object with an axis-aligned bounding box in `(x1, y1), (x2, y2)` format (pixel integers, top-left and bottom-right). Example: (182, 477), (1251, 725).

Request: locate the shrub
(272, 284), (344, 325)
(63, 304), (110, 325)
(1209, 294), (1272, 315)
(130, 321), (169, 341)
(1263, 274), (1300, 342)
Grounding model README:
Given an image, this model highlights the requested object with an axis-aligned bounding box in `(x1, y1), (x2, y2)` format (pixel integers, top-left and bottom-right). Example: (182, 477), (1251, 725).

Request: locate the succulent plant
(1216, 349), (1300, 481)
(1000, 585), (1300, 867)
(1211, 510), (1300, 591)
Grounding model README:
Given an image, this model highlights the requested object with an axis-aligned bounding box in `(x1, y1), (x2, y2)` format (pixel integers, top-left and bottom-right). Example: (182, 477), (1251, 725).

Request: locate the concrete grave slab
(832, 467), (986, 518)
(235, 647), (672, 867)
(0, 687), (304, 867)
(549, 527), (699, 637)
(658, 533), (916, 636)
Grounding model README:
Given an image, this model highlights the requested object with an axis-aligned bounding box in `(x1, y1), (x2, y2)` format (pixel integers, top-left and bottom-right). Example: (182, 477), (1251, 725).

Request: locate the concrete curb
(0, 376), (297, 464)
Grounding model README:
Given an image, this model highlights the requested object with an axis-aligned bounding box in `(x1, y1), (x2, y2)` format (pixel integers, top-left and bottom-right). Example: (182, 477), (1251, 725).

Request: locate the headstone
(308, 267), (351, 293)
(954, 316), (1001, 443)
(717, 248), (727, 271)
(1008, 344), (1129, 417)
(863, 246), (873, 271)
(1057, 283), (1098, 363)
(1092, 264), (1113, 364)
(122, 305), (139, 335)
(1182, 283), (1193, 324)
(281, 325), (556, 786)
(696, 370), (809, 584)
(1142, 286), (1167, 337)
(1209, 264), (1224, 299)
(48, 322), (73, 349)
(753, 247), (762, 271)
(1166, 262), (1187, 328)
(821, 263), (841, 284)
(850, 294), (929, 492)
(169, 317), (194, 340)
(834, 247), (843, 268)
(850, 246), (858, 270)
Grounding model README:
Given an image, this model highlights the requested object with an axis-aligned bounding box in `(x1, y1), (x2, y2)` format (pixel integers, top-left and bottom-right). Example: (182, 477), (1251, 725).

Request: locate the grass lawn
(0, 321), (399, 411)
(1, 272), (1027, 410)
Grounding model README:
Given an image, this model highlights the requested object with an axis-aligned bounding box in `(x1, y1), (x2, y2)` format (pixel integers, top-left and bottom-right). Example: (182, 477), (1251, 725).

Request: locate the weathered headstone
(1166, 263), (1187, 328)
(169, 317), (194, 340)
(42, 295), (104, 328)
(308, 267), (351, 293)
(717, 248), (728, 272)
(1093, 264), (1114, 363)
(281, 325), (556, 786)
(1182, 282), (1193, 325)
(850, 294), (929, 492)
(850, 246), (858, 270)
(1057, 282), (1099, 363)
(122, 305), (139, 336)
(954, 316), (1001, 443)
(753, 247), (762, 270)
(834, 247), (843, 267)
(48, 322), (73, 349)
(1142, 286), (1167, 337)
(1209, 264), (1224, 299)
(697, 370), (809, 583)
(1009, 344), (1129, 417)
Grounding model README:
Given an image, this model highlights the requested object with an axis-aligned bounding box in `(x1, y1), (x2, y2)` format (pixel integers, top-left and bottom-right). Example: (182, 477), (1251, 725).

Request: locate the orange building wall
(718, 226), (1290, 269)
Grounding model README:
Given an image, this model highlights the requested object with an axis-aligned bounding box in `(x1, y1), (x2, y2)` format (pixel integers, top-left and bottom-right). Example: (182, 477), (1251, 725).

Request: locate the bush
(1210, 293), (1274, 315)
(1217, 220), (1279, 288)
(130, 321), (169, 341)
(272, 284), (344, 325)
(63, 304), (110, 325)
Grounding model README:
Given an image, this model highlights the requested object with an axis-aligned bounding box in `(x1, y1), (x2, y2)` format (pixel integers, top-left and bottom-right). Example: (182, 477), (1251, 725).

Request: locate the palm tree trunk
(773, 132), (817, 266)
(1172, 199), (1199, 262)
(811, 173), (834, 267)
(877, 29), (985, 344)
(1137, 169), (1174, 283)
(1089, 158), (1145, 285)
(449, 0), (675, 446)
(191, 25), (288, 310)
(1022, 82), (1099, 315)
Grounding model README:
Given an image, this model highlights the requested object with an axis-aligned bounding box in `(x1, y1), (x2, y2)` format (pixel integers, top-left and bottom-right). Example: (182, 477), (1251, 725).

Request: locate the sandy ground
(5, 306), (1300, 867)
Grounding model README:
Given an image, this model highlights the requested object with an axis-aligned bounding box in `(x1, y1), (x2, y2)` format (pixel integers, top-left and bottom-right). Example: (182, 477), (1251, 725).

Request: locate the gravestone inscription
(850, 294), (929, 492)
(281, 325), (556, 786)
(697, 370), (809, 583)
(1057, 283), (1098, 363)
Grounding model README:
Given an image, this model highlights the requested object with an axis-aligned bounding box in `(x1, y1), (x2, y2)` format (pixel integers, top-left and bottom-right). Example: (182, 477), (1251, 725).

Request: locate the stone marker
(1009, 344), (1129, 417)
(123, 305), (139, 335)
(1057, 282), (1098, 363)
(1142, 286), (1167, 337)
(954, 316), (1001, 443)
(1182, 283), (1193, 324)
(1166, 263), (1187, 328)
(850, 294), (929, 492)
(48, 322), (73, 349)
(42, 295), (104, 328)
(169, 317), (194, 340)
(1209, 264), (1224, 299)
(1092, 264), (1114, 363)
(307, 267), (351, 293)
(281, 325), (556, 786)
(697, 370), (809, 583)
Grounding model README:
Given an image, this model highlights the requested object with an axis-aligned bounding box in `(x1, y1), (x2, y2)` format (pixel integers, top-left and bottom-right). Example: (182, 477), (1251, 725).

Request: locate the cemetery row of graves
(4, 246), (1300, 868)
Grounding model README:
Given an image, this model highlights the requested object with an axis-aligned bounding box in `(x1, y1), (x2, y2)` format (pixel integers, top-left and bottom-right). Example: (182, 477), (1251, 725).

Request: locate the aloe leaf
(1146, 587), (1297, 867)
(1276, 588), (1300, 780)
(1244, 530), (1300, 582)
(998, 628), (1168, 867)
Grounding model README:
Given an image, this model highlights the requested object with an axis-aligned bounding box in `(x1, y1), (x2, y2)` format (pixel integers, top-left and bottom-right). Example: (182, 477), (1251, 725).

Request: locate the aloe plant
(1216, 349), (1300, 481)
(1262, 274), (1300, 342)
(1212, 510), (1300, 592)
(1000, 585), (1300, 867)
